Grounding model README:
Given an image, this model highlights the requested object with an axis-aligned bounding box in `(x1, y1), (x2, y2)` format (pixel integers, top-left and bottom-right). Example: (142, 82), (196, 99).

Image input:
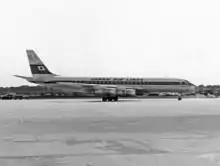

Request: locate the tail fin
(26, 50), (56, 77)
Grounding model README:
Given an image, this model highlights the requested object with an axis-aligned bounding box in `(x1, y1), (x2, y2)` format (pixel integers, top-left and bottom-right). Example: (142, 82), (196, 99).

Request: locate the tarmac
(1, 98), (220, 165)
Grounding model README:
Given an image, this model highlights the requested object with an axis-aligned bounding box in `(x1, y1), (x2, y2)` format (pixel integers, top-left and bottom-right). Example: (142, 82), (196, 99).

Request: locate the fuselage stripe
(44, 80), (190, 85)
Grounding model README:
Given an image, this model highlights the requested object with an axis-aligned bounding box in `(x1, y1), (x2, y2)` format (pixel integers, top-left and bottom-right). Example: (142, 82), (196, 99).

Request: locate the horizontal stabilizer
(14, 75), (34, 83)
(14, 75), (32, 79)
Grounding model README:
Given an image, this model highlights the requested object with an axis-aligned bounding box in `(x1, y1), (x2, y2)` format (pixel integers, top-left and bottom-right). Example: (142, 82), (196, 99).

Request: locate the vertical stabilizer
(26, 50), (56, 77)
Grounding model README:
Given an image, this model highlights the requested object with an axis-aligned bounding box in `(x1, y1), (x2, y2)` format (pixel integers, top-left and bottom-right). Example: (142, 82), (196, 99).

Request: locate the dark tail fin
(26, 50), (56, 76)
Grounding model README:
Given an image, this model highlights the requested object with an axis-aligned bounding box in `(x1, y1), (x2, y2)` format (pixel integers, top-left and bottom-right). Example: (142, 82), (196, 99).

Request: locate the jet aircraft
(15, 50), (196, 101)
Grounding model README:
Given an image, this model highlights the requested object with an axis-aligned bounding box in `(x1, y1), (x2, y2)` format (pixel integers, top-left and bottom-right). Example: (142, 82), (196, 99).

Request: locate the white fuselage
(30, 75), (196, 95)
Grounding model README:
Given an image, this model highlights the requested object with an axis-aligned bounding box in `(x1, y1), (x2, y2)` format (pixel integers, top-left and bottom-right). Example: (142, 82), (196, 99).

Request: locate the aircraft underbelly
(150, 85), (189, 92)
(131, 85), (190, 93)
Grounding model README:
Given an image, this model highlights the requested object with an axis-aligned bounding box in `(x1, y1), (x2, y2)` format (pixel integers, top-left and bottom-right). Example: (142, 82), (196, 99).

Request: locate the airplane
(15, 50), (196, 102)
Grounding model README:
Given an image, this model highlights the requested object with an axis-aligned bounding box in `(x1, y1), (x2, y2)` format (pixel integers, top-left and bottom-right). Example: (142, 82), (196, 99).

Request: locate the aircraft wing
(47, 82), (138, 93)
(51, 82), (117, 90)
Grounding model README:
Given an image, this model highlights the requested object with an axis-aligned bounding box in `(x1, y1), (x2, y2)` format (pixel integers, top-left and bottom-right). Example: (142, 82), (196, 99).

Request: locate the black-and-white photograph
(1, 0), (220, 165)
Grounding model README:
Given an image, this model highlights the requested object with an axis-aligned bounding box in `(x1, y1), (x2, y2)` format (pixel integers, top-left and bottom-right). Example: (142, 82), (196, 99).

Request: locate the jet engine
(116, 88), (136, 96)
(125, 88), (136, 96)
(94, 87), (117, 96)
(94, 87), (136, 97)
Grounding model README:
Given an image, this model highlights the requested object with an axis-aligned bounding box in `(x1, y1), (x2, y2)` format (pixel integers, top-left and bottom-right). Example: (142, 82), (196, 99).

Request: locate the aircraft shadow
(83, 99), (142, 103)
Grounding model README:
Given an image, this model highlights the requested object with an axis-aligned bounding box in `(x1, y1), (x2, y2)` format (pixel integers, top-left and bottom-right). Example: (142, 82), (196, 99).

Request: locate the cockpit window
(181, 81), (186, 85)
(187, 81), (194, 85)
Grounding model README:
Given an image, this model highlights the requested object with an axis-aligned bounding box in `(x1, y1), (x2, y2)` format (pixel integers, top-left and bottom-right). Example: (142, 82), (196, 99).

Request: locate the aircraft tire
(114, 96), (118, 101)
(178, 96), (182, 101)
(102, 97), (107, 102)
(102, 96), (118, 102)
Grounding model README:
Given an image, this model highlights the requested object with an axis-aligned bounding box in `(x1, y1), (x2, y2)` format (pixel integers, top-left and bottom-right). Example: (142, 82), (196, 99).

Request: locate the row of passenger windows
(70, 81), (188, 85)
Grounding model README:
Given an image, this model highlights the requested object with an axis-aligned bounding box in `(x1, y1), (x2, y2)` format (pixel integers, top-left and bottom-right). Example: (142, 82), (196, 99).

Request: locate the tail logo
(37, 65), (46, 71)
(27, 50), (55, 75)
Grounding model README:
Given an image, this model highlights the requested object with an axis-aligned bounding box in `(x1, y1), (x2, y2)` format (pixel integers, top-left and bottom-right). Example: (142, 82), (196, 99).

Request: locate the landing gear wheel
(178, 96), (182, 101)
(102, 97), (107, 102)
(102, 96), (119, 102)
(114, 96), (118, 101)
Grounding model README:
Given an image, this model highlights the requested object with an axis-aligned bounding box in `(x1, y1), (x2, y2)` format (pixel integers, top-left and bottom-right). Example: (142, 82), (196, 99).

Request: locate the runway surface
(1, 98), (220, 165)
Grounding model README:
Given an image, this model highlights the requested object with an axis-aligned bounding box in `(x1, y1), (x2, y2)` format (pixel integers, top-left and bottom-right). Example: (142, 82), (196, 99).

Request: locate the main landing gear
(102, 96), (118, 102)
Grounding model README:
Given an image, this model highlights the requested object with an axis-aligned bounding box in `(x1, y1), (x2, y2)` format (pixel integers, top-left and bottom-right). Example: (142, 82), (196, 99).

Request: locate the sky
(1, 0), (220, 86)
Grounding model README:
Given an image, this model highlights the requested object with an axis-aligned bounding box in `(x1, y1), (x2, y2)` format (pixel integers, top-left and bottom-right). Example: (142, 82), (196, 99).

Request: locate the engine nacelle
(94, 87), (136, 97)
(116, 89), (126, 96)
(125, 89), (136, 96)
(94, 88), (116, 96)
(116, 88), (136, 96)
